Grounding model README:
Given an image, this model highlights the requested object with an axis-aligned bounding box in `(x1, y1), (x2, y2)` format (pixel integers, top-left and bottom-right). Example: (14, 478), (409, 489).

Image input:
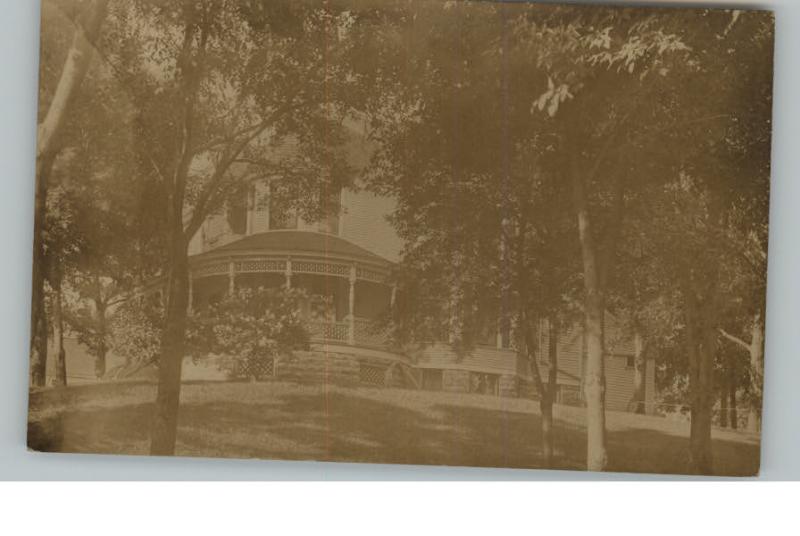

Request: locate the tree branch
(182, 100), (304, 238)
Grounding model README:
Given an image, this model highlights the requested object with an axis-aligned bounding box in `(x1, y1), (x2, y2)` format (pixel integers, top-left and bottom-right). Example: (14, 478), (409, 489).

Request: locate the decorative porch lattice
(359, 363), (386, 386)
(234, 357), (275, 380)
(234, 259), (286, 273)
(292, 260), (350, 277)
(353, 318), (388, 347)
(355, 266), (386, 283)
(308, 321), (349, 342)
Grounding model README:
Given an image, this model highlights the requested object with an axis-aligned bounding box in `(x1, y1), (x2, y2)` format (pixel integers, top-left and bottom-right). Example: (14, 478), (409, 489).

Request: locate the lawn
(27, 380), (760, 476)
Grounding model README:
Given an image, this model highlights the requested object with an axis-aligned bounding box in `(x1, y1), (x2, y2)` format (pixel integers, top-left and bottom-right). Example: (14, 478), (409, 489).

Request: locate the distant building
(185, 183), (655, 413)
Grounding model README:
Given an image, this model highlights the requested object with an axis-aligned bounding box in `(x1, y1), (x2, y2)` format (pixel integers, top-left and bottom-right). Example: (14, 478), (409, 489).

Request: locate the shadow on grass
(27, 384), (760, 475)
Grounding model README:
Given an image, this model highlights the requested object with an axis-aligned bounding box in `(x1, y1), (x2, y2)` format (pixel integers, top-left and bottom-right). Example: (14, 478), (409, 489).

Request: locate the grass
(27, 380), (760, 476)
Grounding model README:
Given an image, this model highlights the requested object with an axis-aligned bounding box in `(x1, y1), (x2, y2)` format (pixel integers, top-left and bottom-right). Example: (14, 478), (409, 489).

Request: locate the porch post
(496, 318), (503, 349)
(228, 261), (235, 296)
(390, 284), (397, 309)
(285, 257), (292, 289)
(348, 264), (356, 345)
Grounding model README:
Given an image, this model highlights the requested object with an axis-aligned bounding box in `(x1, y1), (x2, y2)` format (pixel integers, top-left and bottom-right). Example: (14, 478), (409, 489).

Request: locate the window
(470, 372), (499, 396)
(226, 187), (249, 235)
(626, 355), (636, 369)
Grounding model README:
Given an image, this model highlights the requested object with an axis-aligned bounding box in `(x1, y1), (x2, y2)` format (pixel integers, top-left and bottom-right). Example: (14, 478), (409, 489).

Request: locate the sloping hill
(27, 381), (759, 476)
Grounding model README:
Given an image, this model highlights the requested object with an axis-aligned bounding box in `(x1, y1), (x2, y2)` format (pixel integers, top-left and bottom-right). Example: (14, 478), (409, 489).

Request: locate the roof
(191, 230), (391, 266)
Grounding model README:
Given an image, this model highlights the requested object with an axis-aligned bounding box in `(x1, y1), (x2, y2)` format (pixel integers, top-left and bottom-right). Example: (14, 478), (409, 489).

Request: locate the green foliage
(187, 287), (309, 380)
(65, 302), (107, 359)
(110, 300), (164, 368)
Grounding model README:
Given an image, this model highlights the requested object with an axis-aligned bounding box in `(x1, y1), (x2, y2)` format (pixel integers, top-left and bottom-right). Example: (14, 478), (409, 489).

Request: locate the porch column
(390, 284), (397, 309)
(496, 319), (503, 349)
(348, 264), (356, 345)
(285, 257), (292, 289)
(187, 273), (193, 313)
(228, 261), (235, 296)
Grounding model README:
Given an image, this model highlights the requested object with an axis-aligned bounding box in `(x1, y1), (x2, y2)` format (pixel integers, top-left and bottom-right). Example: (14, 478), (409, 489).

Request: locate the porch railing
(307, 321), (350, 343)
(353, 317), (389, 348)
(307, 317), (389, 348)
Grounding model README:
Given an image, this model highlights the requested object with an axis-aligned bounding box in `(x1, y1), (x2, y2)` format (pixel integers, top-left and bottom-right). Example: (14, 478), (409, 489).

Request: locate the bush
(187, 286), (309, 380)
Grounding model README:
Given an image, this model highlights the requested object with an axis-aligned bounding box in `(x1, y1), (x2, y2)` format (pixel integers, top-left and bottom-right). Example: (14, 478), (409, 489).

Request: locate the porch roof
(192, 230), (391, 267)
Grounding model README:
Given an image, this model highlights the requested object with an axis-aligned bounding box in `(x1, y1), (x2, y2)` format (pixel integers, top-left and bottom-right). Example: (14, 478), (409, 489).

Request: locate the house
(185, 182), (656, 413)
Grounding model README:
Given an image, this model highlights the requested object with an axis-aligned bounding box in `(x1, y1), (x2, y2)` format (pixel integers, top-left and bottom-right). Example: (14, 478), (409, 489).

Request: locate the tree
(520, 7), (771, 473)
(97, 0), (373, 454)
(187, 287), (310, 380)
(616, 10), (773, 472)
(504, 4), (693, 471)
(363, 1), (583, 468)
(109, 299), (163, 376)
(366, 3), (771, 473)
(31, 0), (110, 387)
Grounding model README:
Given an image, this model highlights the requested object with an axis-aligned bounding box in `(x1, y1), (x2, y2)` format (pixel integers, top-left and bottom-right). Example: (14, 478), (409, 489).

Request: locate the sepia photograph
(26, 0), (773, 476)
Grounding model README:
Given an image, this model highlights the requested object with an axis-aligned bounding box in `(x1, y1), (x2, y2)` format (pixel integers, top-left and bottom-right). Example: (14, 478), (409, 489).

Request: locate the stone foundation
(196, 350), (529, 401)
(275, 351), (360, 385)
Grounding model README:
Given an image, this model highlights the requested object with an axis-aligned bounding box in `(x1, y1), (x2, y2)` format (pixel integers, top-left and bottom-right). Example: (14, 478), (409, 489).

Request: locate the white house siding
(605, 355), (636, 412)
(414, 343), (519, 376)
(188, 184), (403, 264)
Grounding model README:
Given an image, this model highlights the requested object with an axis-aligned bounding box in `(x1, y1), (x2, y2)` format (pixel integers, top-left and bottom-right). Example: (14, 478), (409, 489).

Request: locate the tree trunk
(685, 298), (715, 474)
(36, 0), (109, 160)
(719, 388), (728, 428)
(575, 200), (607, 470)
(521, 317), (557, 468)
(540, 391), (554, 465)
(719, 314), (764, 434)
(583, 291), (607, 471)
(631, 332), (646, 414)
(149, 237), (190, 456)
(29, 156), (52, 387)
(31, 0), (108, 387)
(728, 361), (738, 430)
(570, 164), (612, 472)
(51, 274), (67, 387)
(94, 300), (107, 378)
(540, 319), (559, 467)
(746, 315), (764, 433)
(149, 18), (206, 456)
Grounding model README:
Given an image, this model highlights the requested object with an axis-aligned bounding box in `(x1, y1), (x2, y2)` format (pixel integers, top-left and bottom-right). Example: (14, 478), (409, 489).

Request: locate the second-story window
(226, 187), (249, 235)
